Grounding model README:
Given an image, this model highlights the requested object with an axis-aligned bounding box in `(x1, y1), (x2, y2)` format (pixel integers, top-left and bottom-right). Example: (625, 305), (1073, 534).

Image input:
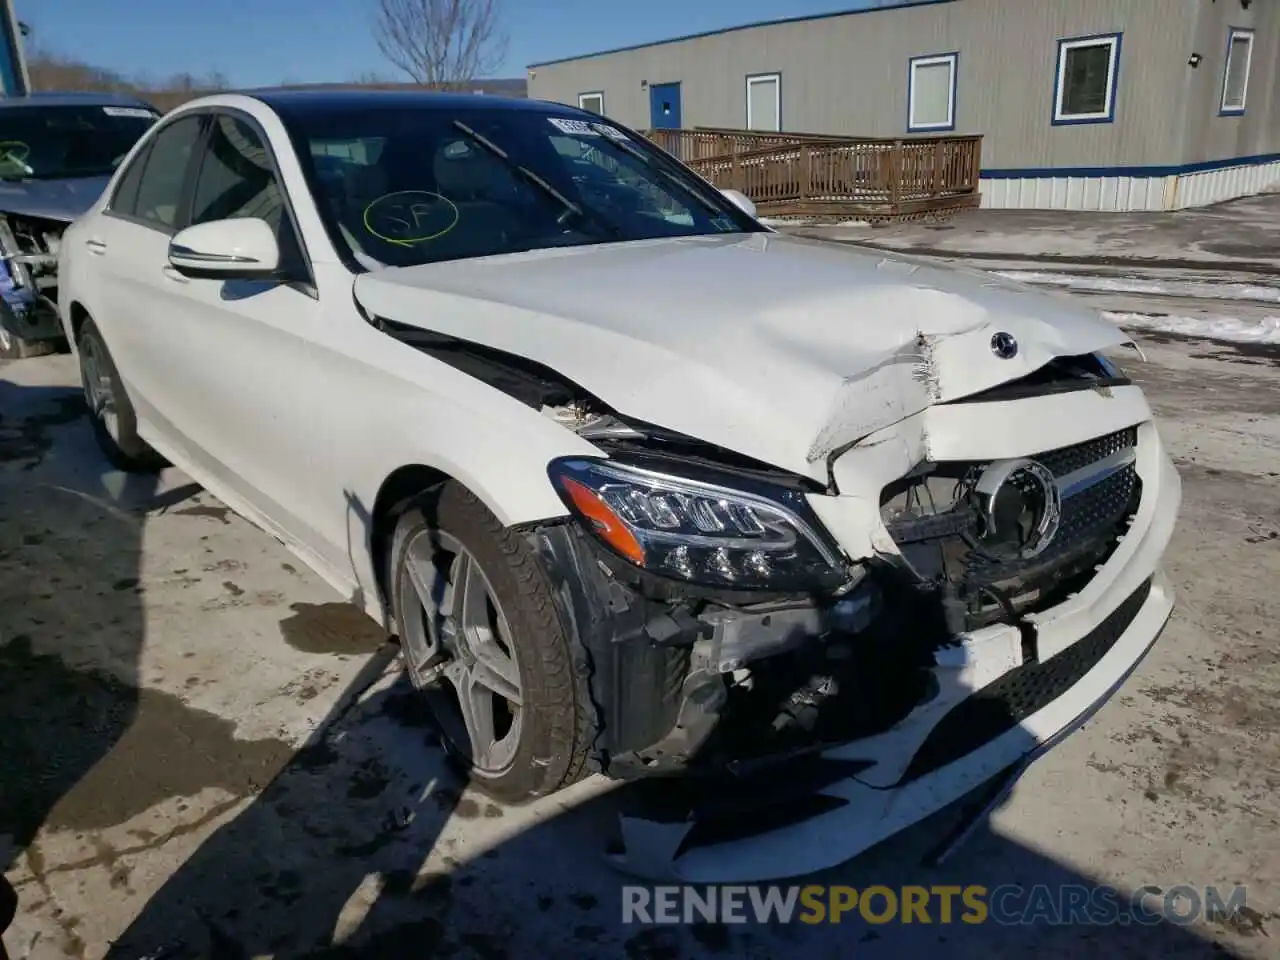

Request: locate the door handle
(85, 238), (107, 255)
(160, 265), (189, 284)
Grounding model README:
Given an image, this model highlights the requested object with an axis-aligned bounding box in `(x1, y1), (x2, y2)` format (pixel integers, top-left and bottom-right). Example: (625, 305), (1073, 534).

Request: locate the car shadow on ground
(0, 378), (178, 956)
(0, 377), (1255, 960)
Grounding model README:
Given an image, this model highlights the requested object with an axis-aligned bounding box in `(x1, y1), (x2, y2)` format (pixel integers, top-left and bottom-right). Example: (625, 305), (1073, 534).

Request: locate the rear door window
(110, 142), (151, 216)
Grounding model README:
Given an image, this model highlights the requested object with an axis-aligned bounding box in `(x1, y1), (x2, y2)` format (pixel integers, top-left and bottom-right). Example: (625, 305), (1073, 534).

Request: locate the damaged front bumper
(0, 285), (61, 344)
(0, 214), (65, 346)
(530, 386), (1181, 883)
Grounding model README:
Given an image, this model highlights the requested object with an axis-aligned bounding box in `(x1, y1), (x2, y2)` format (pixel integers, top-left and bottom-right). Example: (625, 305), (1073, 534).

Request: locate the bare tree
(372, 0), (508, 89)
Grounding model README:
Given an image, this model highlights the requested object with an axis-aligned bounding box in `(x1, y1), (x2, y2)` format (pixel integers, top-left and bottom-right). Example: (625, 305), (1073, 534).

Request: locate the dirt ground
(2, 209), (1279, 958)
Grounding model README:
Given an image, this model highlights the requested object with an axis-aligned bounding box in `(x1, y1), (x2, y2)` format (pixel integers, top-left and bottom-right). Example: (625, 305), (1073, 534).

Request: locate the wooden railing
(644, 127), (983, 219)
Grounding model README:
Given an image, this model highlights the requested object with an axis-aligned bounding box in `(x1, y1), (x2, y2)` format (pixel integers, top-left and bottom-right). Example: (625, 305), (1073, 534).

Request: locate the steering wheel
(0, 141), (32, 175)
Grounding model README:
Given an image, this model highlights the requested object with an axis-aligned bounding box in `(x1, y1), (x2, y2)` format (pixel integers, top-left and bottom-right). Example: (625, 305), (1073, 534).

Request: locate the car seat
(335, 162), (390, 244)
(429, 139), (522, 257)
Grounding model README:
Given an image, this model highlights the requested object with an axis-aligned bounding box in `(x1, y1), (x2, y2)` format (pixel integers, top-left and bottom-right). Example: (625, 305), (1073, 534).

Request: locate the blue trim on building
(1218, 26), (1253, 117)
(906, 51), (958, 133)
(980, 152), (1280, 180)
(745, 71), (783, 131)
(1050, 31), (1122, 127)
(527, 0), (958, 68)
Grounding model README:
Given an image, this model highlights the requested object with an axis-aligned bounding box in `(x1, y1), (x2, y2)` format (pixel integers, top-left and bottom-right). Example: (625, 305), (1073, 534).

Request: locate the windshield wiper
(449, 121), (620, 238)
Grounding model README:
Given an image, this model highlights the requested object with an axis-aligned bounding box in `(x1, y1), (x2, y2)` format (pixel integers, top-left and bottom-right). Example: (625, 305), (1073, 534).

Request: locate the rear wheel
(77, 317), (167, 472)
(388, 482), (594, 804)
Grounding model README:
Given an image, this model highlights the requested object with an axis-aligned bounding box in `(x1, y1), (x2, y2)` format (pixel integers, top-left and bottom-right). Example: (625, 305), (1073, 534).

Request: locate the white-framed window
(578, 91), (604, 115)
(746, 73), (781, 131)
(1220, 27), (1254, 115)
(1053, 33), (1121, 124)
(907, 52), (957, 131)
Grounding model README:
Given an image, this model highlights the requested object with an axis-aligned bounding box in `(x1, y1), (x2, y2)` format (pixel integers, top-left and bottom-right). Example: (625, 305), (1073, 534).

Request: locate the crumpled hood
(353, 233), (1131, 481)
(0, 175), (109, 222)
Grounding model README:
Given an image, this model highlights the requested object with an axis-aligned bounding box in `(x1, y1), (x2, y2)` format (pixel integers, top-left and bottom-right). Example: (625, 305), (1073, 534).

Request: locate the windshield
(0, 104), (159, 180)
(281, 106), (765, 269)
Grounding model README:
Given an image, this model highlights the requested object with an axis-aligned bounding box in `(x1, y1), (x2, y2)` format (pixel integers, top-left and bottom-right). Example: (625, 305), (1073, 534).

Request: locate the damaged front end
(525, 365), (1161, 881)
(524, 351), (1140, 752)
(380, 319), (1174, 882)
(0, 212), (66, 356)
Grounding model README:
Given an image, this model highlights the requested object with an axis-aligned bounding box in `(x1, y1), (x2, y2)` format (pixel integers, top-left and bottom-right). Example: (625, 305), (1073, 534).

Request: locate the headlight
(547, 457), (851, 592)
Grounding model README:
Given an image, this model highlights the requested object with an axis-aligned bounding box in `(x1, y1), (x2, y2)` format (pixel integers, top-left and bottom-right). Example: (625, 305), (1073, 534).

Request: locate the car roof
(243, 87), (581, 119)
(0, 91), (158, 110)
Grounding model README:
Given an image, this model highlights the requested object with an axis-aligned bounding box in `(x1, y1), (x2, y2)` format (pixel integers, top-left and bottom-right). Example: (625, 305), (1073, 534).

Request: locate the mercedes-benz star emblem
(990, 331), (1019, 359)
(971, 457), (1062, 559)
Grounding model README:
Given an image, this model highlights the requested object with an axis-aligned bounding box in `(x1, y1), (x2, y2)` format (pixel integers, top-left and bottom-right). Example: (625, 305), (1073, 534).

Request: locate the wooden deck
(644, 127), (983, 221)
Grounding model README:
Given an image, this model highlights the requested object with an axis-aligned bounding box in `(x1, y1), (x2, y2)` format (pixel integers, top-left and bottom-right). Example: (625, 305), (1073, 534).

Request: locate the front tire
(77, 317), (166, 472)
(388, 482), (594, 804)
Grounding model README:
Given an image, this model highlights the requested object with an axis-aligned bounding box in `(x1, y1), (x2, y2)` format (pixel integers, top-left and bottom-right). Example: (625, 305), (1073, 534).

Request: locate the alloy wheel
(398, 528), (524, 776)
(79, 335), (120, 442)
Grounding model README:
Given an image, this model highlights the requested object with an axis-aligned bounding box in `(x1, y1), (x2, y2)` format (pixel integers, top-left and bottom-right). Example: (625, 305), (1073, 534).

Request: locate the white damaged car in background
(0, 92), (158, 358)
(55, 90), (1181, 883)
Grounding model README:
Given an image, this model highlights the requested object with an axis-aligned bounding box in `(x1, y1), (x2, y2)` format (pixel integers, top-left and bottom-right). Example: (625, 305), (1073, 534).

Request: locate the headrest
(432, 137), (495, 198)
(343, 162), (389, 204)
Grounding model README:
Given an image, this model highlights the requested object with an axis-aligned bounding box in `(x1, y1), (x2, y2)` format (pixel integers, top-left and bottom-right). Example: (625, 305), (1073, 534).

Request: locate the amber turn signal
(559, 475), (647, 566)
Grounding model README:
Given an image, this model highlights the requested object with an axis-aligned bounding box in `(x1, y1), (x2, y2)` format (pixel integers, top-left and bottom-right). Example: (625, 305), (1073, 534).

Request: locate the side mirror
(168, 217), (282, 281)
(720, 188), (757, 219)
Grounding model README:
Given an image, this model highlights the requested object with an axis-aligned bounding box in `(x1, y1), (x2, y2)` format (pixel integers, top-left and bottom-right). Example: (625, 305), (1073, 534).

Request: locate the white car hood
(353, 233), (1131, 482)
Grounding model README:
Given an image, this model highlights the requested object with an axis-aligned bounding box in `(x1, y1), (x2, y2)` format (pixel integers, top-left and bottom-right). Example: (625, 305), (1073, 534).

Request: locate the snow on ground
(1103, 311), (1280, 344)
(996, 270), (1280, 304)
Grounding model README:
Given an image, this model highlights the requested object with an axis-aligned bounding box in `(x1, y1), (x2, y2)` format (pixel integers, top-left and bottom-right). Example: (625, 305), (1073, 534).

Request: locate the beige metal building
(527, 0), (1280, 211)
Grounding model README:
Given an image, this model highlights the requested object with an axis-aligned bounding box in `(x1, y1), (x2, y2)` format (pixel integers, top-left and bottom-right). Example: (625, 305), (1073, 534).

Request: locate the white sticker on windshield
(102, 106), (157, 119)
(593, 123), (629, 141)
(549, 117), (600, 136)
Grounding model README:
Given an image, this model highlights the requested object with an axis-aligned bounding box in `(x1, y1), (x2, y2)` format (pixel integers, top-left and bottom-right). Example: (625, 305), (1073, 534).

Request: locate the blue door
(649, 82), (682, 129)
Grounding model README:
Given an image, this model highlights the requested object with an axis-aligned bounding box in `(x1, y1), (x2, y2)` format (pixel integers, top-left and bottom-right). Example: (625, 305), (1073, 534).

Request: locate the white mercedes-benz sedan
(56, 90), (1180, 882)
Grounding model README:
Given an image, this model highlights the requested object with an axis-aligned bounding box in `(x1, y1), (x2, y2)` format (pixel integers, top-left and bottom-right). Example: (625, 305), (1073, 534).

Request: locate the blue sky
(18, 0), (889, 85)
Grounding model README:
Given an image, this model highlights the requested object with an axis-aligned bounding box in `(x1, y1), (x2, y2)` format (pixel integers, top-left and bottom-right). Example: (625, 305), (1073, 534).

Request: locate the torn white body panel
(352, 233), (1132, 482)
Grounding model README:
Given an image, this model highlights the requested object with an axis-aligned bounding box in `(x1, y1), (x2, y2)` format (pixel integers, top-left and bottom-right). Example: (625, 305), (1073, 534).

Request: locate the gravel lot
(2, 213), (1278, 958)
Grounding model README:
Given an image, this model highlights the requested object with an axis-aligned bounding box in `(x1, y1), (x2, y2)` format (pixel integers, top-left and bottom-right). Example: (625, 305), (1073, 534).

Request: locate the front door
(142, 110), (330, 555)
(648, 82), (682, 129)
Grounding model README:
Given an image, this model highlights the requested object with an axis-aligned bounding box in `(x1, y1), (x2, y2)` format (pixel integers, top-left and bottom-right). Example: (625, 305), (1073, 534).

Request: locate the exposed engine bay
(382, 319), (1144, 787)
(0, 212), (66, 352)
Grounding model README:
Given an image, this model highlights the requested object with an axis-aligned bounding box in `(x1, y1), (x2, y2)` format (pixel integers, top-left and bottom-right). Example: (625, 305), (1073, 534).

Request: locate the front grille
(967, 461), (1139, 584)
(899, 576), (1153, 784)
(885, 427), (1143, 629)
(964, 429), (1141, 596)
(1036, 427), (1137, 478)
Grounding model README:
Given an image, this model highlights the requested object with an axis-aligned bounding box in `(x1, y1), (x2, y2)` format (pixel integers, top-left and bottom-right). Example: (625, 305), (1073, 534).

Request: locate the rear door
(86, 112), (205, 424)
